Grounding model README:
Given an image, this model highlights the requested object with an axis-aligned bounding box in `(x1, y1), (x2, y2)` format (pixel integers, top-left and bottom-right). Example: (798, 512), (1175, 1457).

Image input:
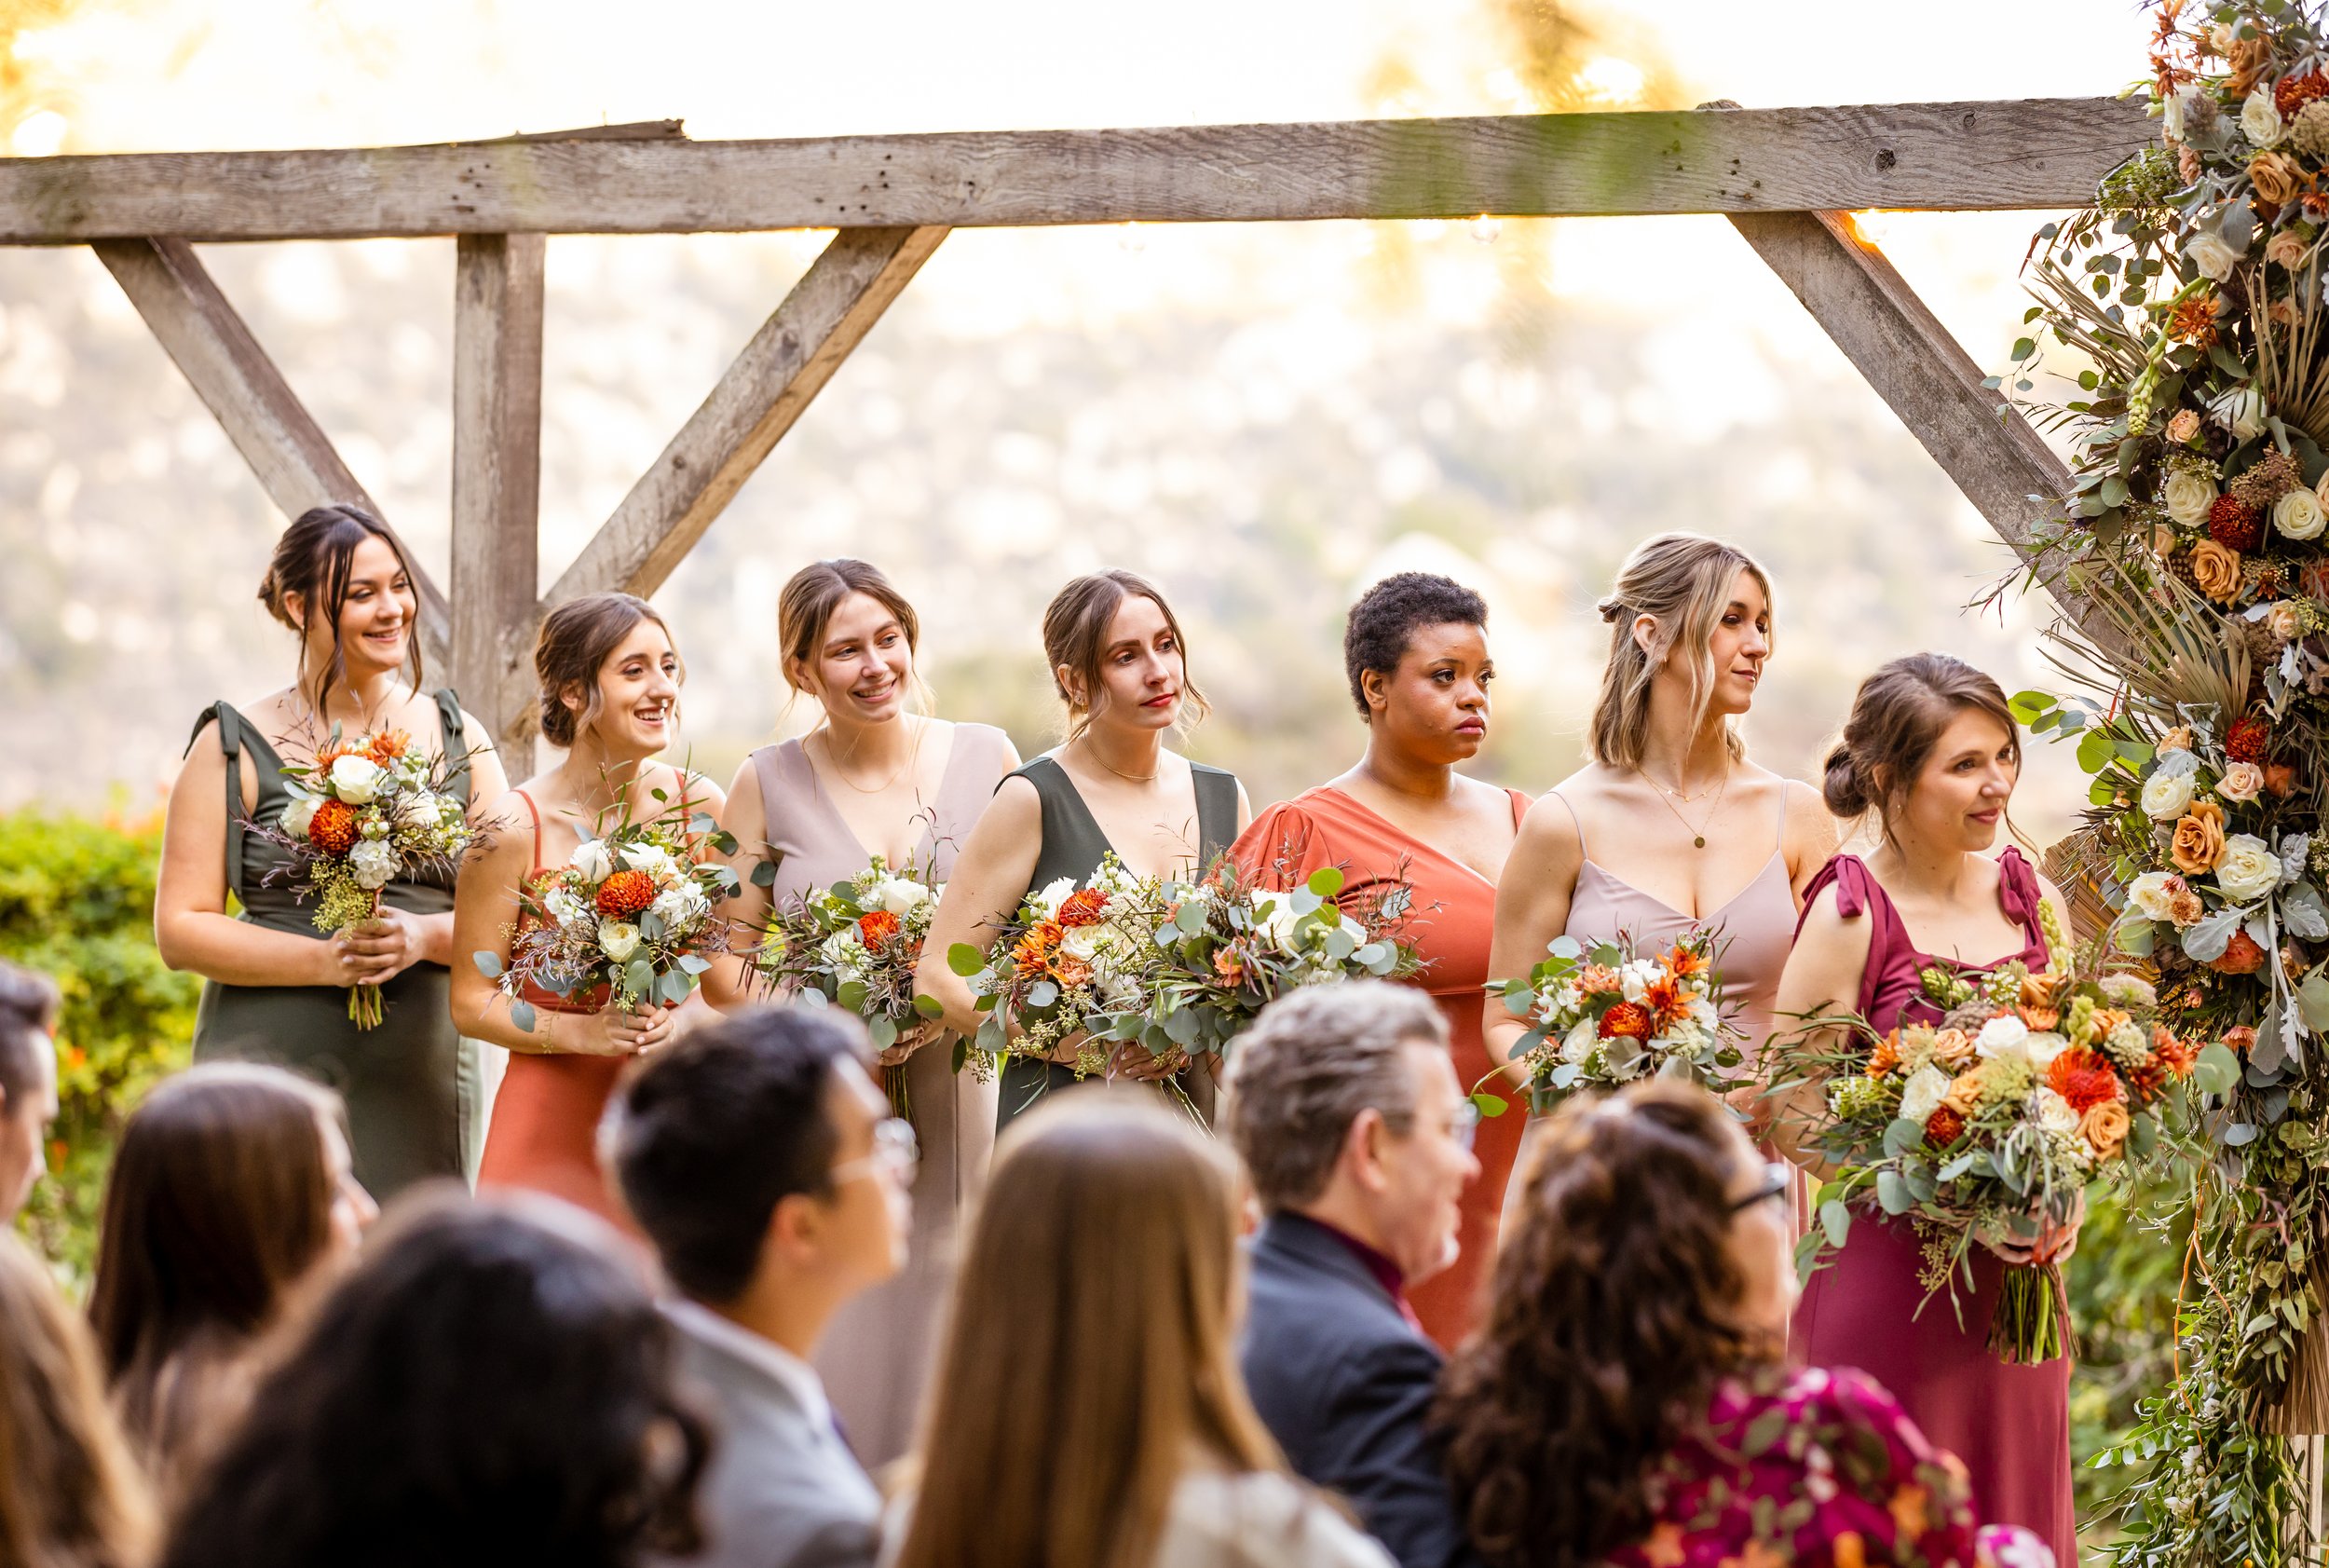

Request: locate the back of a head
(88, 1065), (342, 1437)
(161, 1193), (705, 1568)
(895, 1090), (1277, 1568)
(1437, 1084), (1751, 1568)
(607, 1004), (861, 1302)
(0, 961), (60, 1109)
(0, 1234), (154, 1568)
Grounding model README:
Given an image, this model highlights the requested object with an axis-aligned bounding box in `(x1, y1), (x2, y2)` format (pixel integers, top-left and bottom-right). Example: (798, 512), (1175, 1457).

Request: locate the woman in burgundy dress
(1231, 572), (1527, 1348)
(1769, 653), (2078, 1562)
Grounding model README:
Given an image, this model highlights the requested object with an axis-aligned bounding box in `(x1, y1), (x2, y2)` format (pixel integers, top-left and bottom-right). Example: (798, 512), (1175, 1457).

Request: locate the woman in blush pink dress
(1769, 653), (2078, 1563)
(1485, 535), (1836, 1234)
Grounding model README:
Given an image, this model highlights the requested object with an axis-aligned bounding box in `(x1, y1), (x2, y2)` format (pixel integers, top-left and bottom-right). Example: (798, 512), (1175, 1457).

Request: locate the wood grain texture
(542, 225), (947, 621)
(90, 237), (452, 668)
(450, 233), (544, 753)
(9, 99), (2152, 241)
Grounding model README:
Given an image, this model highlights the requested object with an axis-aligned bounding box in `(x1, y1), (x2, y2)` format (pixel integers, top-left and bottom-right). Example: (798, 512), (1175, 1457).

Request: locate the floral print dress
(1600, 1365), (2053, 1568)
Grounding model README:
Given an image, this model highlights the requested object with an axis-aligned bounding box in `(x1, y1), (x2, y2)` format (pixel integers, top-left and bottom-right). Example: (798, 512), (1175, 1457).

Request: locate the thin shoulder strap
(1546, 788), (1589, 862)
(512, 788), (548, 876)
(1795, 852), (1875, 934)
(432, 688), (474, 805)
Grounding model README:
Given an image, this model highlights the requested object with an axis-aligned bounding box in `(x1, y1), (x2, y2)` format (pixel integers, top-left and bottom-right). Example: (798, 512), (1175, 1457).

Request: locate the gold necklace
(821, 721), (921, 796)
(1640, 761), (1723, 804)
(1641, 767), (1729, 850)
(1083, 740), (1160, 784)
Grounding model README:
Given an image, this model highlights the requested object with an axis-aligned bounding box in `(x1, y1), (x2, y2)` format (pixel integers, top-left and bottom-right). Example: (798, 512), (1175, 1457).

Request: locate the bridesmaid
(157, 505), (508, 1201)
(705, 557), (1017, 1470)
(1228, 572), (1528, 1349)
(1767, 652), (2077, 1561)
(1485, 534), (1834, 1229)
(450, 592), (719, 1227)
(919, 568), (1250, 1129)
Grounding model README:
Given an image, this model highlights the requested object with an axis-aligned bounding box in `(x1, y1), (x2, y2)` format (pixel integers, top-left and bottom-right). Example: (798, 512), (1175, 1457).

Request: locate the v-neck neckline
(1317, 784), (1524, 891)
(1041, 753), (1209, 882)
(1578, 852), (1789, 927)
(801, 722), (964, 867)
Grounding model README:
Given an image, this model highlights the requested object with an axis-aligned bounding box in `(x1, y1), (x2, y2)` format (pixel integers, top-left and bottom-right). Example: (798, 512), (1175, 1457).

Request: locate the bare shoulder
(985, 771), (1043, 824)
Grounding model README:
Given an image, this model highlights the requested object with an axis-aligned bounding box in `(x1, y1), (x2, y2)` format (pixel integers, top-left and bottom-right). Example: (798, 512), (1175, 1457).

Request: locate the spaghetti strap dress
(187, 692), (487, 1199)
(751, 724), (1014, 1469)
(1787, 847), (2075, 1564)
(1229, 783), (1532, 1350)
(994, 755), (1242, 1132)
(473, 788), (632, 1229)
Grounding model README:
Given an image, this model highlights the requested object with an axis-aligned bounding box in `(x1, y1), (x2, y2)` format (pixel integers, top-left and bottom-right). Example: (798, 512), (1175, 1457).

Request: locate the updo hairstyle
(1822, 652), (2020, 839)
(534, 593), (681, 748)
(1342, 573), (1488, 719)
(774, 559), (932, 714)
(1587, 535), (1771, 772)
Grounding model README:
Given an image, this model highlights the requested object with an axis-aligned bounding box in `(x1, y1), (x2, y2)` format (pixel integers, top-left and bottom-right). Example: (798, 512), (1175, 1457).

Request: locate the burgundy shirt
(1309, 1217), (1422, 1330)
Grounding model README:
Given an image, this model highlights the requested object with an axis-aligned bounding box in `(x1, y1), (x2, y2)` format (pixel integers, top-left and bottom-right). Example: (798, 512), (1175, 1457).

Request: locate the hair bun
(1821, 743), (1871, 819)
(1596, 598), (1628, 625)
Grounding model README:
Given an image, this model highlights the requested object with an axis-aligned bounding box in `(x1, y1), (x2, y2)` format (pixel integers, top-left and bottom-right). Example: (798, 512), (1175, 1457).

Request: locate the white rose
(1560, 1017), (1598, 1065)
(2277, 486), (2327, 541)
(877, 877), (932, 916)
(347, 839), (399, 891)
(2025, 1031), (2071, 1070)
(1619, 959), (1661, 1002)
(2211, 384), (2267, 440)
(328, 754), (383, 804)
(621, 841), (680, 881)
(280, 794), (320, 839)
(571, 839), (615, 880)
(599, 920), (642, 963)
(1060, 926), (1103, 964)
(1255, 892), (1303, 948)
(1975, 1015), (2031, 1062)
(2245, 88), (2286, 147)
(2035, 1086), (2083, 1136)
(395, 790), (447, 831)
(2189, 232), (2244, 282)
(2126, 870), (2187, 921)
(2214, 833), (2283, 901)
(2142, 768), (2198, 820)
(2163, 469), (2219, 526)
(1033, 878), (1076, 919)
(1898, 1063), (1954, 1125)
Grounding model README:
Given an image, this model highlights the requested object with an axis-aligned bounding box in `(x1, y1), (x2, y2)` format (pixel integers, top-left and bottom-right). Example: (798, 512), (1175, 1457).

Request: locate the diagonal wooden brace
(92, 236), (454, 669)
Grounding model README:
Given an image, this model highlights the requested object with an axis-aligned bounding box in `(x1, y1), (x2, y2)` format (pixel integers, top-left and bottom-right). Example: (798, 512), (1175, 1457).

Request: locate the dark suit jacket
(1238, 1213), (1485, 1568)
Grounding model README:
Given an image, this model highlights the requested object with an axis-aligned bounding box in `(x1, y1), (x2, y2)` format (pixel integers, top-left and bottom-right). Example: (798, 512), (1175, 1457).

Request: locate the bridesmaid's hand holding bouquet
(1481, 928), (1741, 1117)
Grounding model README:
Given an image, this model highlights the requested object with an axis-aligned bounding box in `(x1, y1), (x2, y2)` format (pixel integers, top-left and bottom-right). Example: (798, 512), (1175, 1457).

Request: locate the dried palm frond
(2042, 561), (2251, 729)
(2042, 826), (2123, 946)
(2250, 256), (2329, 449)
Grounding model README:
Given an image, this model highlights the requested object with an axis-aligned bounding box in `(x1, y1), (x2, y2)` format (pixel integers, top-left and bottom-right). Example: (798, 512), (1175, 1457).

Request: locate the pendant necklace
(1642, 766), (1729, 850)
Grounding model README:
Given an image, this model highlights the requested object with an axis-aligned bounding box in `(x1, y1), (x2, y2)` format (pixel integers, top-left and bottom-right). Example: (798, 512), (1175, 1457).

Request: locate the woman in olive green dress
(155, 506), (508, 1200)
(919, 568), (1249, 1130)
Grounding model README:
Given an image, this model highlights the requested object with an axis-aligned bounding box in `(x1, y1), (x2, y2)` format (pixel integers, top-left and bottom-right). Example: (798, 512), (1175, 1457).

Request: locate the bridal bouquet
(266, 728), (473, 1029)
(946, 855), (1160, 1077)
(755, 855), (945, 1114)
(478, 786), (739, 1032)
(1777, 948), (2197, 1364)
(1130, 860), (1420, 1063)
(1479, 929), (1740, 1116)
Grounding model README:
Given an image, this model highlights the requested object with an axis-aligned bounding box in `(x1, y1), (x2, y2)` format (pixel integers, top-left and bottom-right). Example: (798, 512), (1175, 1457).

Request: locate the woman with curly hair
(1228, 571), (1528, 1347)
(1434, 1082), (2047, 1568)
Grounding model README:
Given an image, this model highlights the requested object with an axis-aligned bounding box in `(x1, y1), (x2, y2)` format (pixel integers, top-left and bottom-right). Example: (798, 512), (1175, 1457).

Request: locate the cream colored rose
(2163, 469), (2219, 526)
(327, 753), (383, 804)
(2267, 601), (2307, 642)
(2220, 761), (2267, 803)
(1897, 1063), (1953, 1125)
(2142, 767), (2198, 820)
(2036, 1086), (2082, 1137)
(2126, 870), (2191, 920)
(570, 838), (615, 880)
(2268, 228), (2312, 269)
(2214, 832), (2283, 901)
(2189, 232), (2244, 281)
(2249, 89), (2288, 147)
(281, 794), (320, 839)
(599, 920), (643, 962)
(2278, 486), (2328, 541)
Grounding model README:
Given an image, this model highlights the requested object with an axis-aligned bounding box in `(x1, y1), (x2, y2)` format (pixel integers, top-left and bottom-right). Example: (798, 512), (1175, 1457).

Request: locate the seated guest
(886, 1090), (1394, 1568)
(1220, 982), (1485, 1568)
(0, 961), (61, 1222)
(1435, 1084), (2050, 1568)
(606, 1006), (909, 1568)
(161, 1194), (707, 1568)
(0, 1232), (155, 1568)
(88, 1063), (375, 1497)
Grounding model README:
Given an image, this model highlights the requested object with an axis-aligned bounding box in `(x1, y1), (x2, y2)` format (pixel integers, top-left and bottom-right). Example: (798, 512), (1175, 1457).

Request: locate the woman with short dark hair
(1228, 571), (1527, 1347)
(160, 1195), (707, 1568)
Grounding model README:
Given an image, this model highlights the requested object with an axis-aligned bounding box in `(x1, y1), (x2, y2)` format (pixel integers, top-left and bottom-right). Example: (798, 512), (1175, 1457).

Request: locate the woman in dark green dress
(155, 507), (508, 1200)
(919, 568), (1249, 1129)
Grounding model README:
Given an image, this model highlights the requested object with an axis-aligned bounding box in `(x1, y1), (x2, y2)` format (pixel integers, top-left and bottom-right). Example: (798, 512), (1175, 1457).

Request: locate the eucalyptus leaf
(867, 1016), (897, 1049)
(1027, 980), (1059, 1010)
(509, 998), (538, 1033)
(1305, 866), (1346, 898)
(1819, 1198), (1851, 1248)
(2195, 1040), (2242, 1097)
(1470, 1091), (1509, 1119)
(915, 994), (946, 1019)
(1546, 935), (1582, 960)
(472, 950), (504, 978)
(947, 942), (987, 978)
(1876, 1170), (1913, 1215)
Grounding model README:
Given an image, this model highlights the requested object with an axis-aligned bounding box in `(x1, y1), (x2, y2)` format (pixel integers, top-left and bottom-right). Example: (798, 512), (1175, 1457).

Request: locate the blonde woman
(1484, 535), (1835, 1221)
(883, 1091), (1393, 1568)
(707, 557), (1017, 1469)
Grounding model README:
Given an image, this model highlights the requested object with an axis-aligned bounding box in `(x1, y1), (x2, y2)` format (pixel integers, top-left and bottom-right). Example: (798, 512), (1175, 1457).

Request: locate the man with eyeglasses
(606, 1004), (914, 1568)
(1221, 981), (1486, 1568)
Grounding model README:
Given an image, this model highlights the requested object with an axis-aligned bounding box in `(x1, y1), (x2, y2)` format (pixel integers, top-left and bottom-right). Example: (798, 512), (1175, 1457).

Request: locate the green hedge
(0, 806), (197, 1284)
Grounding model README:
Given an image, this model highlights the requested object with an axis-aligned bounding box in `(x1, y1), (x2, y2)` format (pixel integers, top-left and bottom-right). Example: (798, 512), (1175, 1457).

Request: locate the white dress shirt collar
(664, 1298), (834, 1433)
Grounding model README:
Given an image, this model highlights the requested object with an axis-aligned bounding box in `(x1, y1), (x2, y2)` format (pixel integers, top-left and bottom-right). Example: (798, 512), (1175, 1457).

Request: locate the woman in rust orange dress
(450, 593), (721, 1227)
(1230, 573), (1525, 1347)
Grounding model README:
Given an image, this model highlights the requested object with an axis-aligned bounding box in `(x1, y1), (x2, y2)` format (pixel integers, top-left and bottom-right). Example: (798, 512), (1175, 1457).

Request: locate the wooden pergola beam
(90, 236), (453, 668)
(450, 234), (545, 753)
(3, 98), (2151, 242)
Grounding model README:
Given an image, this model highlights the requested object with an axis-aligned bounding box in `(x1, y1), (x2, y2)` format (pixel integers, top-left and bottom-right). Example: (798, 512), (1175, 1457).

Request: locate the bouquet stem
(347, 890), (384, 1030)
(1988, 1261), (2071, 1365)
(882, 1062), (913, 1124)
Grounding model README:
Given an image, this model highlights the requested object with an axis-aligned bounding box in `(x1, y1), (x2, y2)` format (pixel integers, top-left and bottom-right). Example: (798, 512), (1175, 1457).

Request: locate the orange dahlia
(1057, 888), (1109, 929)
(2281, 71), (2329, 118)
(1925, 1106), (1966, 1148)
(2047, 1048), (2124, 1112)
(856, 909), (903, 947)
(309, 798), (361, 854)
(595, 870), (657, 917)
(1599, 1001), (1654, 1040)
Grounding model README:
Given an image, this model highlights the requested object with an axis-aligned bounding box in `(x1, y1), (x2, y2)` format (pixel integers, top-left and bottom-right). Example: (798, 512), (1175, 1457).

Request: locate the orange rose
(2188, 538), (2244, 603)
(2252, 152), (2304, 207)
(2080, 1099), (2132, 1160)
(1930, 1028), (1975, 1069)
(1942, 1070), (1985, 1117)
(2170, 799), (2227, 875)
